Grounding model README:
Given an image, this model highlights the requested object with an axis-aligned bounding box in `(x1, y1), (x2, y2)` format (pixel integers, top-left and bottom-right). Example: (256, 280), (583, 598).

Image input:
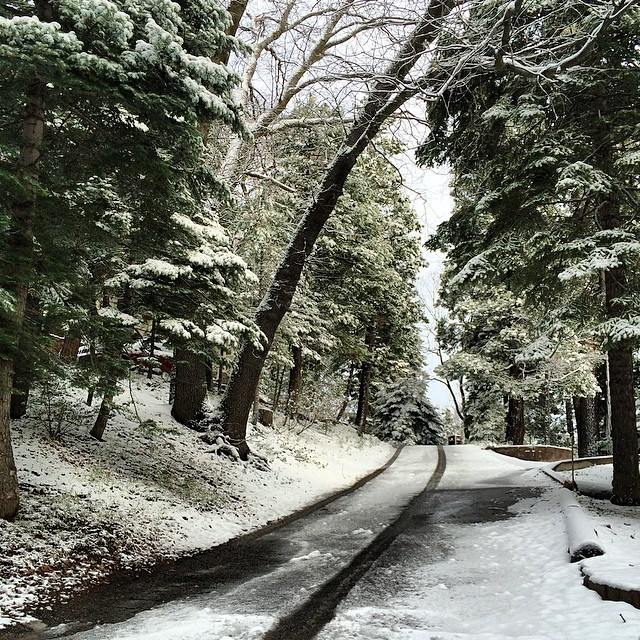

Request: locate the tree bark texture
(355, 321), (377, 433)
(272, 365), (285, 414)
(287, 345), (303, 415)
(90, 391), (114, 441)
(573, 396), (597, 458)
(506, 397), (525, 445)
(172, 347), (208, 426)
(601, 197), (640, 504)
(9, 356), (31, 420)
(217, 1), (453, 457)
(0, 35), (49, 517)
(355, 362), (372, 434)
(60, 334), (81, 362)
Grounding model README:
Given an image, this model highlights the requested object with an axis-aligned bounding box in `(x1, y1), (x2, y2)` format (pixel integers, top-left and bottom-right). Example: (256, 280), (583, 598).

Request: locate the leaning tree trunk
(573, 396), (597, 458)
(90, 391), (114, 441)
(0, 50), (49, 518)
(217, 1), (453, 459)
(172, 347), (208, 426)
(601, 197), (640, 505)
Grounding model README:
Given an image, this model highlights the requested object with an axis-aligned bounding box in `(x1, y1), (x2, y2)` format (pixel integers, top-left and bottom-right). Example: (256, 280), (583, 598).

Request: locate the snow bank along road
(5, 446), (640, 640)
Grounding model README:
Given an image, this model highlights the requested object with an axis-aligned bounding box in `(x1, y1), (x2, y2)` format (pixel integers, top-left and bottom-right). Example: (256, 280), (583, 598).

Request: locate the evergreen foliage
(372, 376), (444, 446)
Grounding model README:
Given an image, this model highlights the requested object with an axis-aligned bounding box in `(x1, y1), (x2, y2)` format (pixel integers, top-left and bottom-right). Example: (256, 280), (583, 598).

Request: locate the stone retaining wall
(489, 445), (572, 462)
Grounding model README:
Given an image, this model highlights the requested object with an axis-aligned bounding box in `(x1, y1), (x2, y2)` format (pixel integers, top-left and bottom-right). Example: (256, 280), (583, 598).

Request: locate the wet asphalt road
(2, 446), (542, 640)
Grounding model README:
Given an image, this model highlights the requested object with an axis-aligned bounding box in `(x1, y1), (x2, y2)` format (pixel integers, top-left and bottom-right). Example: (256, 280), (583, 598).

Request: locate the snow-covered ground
(0, 376), (392, 628)
(578, 492), (640, 593)
(557, 462), (613, 495)
(29, 446), (442, 640)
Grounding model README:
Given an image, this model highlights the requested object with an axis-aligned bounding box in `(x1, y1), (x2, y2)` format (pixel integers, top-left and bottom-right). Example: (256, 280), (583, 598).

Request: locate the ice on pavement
(69, 604), (272, 640)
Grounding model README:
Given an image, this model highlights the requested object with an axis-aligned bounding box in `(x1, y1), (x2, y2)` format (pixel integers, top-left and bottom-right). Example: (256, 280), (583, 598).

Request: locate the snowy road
(7, 446), (640, 640)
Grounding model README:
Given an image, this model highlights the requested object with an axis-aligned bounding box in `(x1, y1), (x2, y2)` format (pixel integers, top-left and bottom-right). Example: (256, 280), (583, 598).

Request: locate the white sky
(395, 152), (456, 409)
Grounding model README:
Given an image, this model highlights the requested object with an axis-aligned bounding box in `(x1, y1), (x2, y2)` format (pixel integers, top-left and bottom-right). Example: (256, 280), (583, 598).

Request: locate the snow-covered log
(559, 489), (605, 562)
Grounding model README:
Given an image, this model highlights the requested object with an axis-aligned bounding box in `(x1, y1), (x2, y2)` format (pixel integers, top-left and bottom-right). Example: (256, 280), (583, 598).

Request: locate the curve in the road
(262, 445), (447, 640)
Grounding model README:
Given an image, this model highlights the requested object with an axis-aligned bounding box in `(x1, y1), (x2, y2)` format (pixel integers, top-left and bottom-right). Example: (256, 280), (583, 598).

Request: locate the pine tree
(372, 376), (444, 445)
(0, 0), (244, 518)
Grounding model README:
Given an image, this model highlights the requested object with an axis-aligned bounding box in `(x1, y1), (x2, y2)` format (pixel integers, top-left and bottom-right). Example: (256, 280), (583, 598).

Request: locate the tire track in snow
(262, 445), (447, 640)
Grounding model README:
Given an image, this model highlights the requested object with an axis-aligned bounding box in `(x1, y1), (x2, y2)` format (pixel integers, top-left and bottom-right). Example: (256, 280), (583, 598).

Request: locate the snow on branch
(492, 0), (637, 79)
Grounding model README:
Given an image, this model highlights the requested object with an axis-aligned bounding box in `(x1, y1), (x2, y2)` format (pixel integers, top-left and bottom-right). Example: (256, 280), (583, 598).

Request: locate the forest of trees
(422, 0), (640, 504)
(1, 0), (638, 522)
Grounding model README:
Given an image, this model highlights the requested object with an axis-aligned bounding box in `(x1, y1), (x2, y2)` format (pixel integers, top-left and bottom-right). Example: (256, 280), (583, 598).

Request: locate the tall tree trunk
(0, 27), (49, 517)
(90, 391), (114, 441)
(355, 361), (372, 435)
(355, 321), (377, 434)
(217, 3), (452, 458)
(336, 362), (355, 423)
(272, 366), (286, 414)
(10, 295), (45, 419)
(287, 345), (303, 415)
(505, 395), (513, 442)
(601, 198), (640, 505)
(171, 347), (207, 426)
(506, 397), (525, 445)
(607, 343), (639, 504)
(9, 357), (31, 420)
(594, 363), (608, 440)
(0, 368), (19, 519)
(573, 396), (597, 458)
